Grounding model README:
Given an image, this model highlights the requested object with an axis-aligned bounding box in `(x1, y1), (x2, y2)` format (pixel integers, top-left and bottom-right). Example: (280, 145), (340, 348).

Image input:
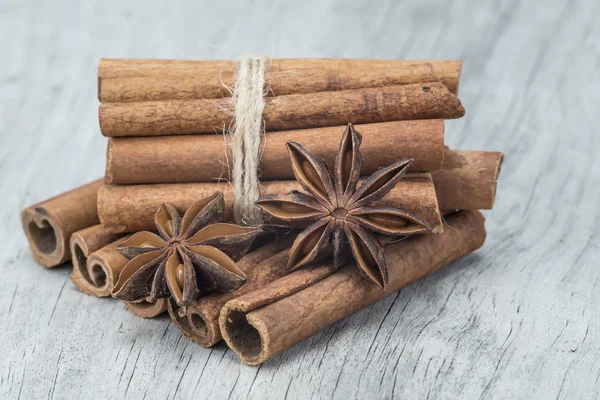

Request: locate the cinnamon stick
(123, 300), (167, 318)
(167, 212), (484, 348)
(99, 83), (464, 137)
(100, 63), (440, 103)
(433, 148), (504, 210)
(69, 225), (125, 296)
(105, 120), (444, 184)
(168, 235), (295, 347)
(98, 58), (462, 97)
(219, 210), (486, 365)
(99, 147), (504, 233)
(98, 174), (442, 234)
(21, 180), (102, 267)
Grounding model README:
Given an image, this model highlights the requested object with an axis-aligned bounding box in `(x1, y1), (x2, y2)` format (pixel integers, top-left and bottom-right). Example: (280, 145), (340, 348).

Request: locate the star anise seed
(255, 123), (431, 289)
(112, 192), (262, 310)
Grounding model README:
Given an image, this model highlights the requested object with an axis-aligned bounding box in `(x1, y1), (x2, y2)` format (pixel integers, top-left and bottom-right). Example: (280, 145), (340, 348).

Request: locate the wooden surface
(1, 0), (599, 398)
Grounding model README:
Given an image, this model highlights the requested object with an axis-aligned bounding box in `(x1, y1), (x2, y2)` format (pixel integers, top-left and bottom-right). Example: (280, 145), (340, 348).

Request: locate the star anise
(255, 123), (431, 289)
(112, 192), (262, 311)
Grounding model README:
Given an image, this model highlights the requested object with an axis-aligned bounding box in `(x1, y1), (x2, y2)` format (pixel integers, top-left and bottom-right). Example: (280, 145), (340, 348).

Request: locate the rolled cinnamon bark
(433, 149), (504, 210)
(220, 210), (486, 365)
(100, 63), (440, 103)
(105, 120), (445, 184)
(99, 83), (464, 137)
(98, 59), (462, 97)
(98, 174), (442, 234)
(168, 235), (295, 347)
(123, 300), (167, 318)
(69, 225), (125, 296)
(21, 180), (102, 267)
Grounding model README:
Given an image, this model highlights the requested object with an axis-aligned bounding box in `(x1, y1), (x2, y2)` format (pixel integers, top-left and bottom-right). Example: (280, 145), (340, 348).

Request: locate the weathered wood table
(1, 0), (599, 398)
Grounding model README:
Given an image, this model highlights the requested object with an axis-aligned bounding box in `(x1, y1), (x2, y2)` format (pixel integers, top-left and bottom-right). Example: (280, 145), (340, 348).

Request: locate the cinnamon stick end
(454, 60), (463, 94)
(220, 305), (266, 366)
(69, 234), (108, 297)
(69, 256), (113, 298)
(69, 268), (110, 297)
(98, 104), (118, 137)
(434, 150), (504, 210)
(168, 300), (221, 347)
(97, 185), (130, 234)
(489, 152), (504, 208)
(21, 207), (67, 268)
(123, 299), (167, 318)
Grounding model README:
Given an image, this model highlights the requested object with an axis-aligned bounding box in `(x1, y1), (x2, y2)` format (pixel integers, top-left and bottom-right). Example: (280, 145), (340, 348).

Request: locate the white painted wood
(1, 0), (599, 398)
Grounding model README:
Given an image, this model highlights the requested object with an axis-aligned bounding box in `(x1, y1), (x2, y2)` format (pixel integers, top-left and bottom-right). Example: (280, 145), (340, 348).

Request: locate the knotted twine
(228, 56), (267, 225)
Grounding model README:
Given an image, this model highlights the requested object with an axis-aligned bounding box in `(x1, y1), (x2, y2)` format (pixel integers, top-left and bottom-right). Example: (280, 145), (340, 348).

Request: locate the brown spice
(168, 235), (295, 347)
(220, 210), (486, 365)
(99, 83), (464, 137)
(105, 120), (445, 184)
(123, 299), (167, 318)
(256, 124), (433, 289)
(112, 192), (261, 311)
(98, 58), (462, 98)
(433, 148), (504, 210)
(21, 180), (102, 267)
(100, 63), (439, 102)
(98, 174), (442, 234)
(69, 224), (126, 297)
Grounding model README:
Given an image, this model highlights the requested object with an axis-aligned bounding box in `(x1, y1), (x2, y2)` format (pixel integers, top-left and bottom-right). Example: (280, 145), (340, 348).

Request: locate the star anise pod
(112, 192), (262, 311)
(256, 123), (431, 289)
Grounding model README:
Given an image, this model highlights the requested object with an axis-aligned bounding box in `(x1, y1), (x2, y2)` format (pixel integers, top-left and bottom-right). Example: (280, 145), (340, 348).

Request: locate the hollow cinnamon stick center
(224, 310), (263, 361)
(72, 243), (90, 279)
(72, 241), (110, 290)
(26, 213), (60, 255)
(89, 262), (108, 288)
(188, 313), (209, 337)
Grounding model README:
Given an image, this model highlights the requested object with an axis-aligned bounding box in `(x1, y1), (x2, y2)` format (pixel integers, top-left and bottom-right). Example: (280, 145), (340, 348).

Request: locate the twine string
(229, 56), (266, 225)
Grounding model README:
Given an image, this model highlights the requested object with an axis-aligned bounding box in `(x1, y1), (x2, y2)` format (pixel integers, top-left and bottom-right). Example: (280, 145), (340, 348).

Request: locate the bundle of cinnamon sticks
(21, 58), (503, 364)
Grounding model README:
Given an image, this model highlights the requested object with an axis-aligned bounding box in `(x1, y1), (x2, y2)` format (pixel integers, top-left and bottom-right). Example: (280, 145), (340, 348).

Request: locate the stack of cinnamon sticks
(21, 58), (503, 365)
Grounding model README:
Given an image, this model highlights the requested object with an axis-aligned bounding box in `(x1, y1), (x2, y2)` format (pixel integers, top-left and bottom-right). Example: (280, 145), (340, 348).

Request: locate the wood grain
(2, 0), (599, 398)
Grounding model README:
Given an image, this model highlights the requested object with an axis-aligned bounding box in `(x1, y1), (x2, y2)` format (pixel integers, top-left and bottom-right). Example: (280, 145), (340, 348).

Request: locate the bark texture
(168, 236), (295, 347)
(219, 210), (486, 365)
(69, 224), (125, 297)
(105, 120), (445, 184)
(21, 180), (102, 267)
(432, 148), (504, 210)
(99, 83), (464, 137)
(123, 299), (168, 318)
(98, 58), (462, 99)
(97, 174), (442, 234)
